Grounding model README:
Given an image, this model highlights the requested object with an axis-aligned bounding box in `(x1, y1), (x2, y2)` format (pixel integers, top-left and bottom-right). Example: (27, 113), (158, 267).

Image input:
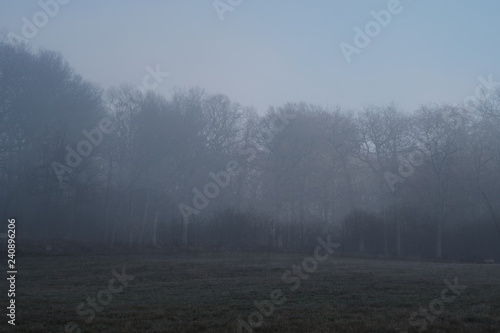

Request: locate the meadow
(1, 252), (499, 332)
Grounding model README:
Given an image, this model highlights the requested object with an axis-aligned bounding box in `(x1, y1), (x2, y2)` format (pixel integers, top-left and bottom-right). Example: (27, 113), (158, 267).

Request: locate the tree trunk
(359, 231), (365, 255)
(436, 218), (442, 259)
(182, 218), (188, 246)
(138, 190), (150, 248)
(396, 205), (401, 257)
(152, 210), (160, 247)
(128, 196), (134, 249)
(104, 157), (113, 245)
(396, 220), (401, 257)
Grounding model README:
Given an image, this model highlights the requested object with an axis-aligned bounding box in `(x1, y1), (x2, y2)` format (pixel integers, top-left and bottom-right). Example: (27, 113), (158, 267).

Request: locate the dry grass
(1, 252), (500, 332)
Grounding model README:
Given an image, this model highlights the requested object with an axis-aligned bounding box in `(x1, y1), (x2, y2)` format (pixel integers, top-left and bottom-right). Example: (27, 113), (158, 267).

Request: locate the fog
(1, 1), (499, 332)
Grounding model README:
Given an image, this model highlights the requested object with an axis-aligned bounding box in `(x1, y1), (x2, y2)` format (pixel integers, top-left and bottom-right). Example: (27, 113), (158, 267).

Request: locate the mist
(1, 1), (499, 332)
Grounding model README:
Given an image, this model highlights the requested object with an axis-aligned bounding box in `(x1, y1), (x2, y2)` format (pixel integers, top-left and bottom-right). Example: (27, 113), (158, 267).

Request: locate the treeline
(1, 41), (499, 261)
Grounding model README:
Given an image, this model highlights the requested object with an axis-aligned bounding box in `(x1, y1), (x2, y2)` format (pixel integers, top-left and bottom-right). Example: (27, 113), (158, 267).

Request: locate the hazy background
(2, 3), (500, 332)
(2, 0), (500, 114)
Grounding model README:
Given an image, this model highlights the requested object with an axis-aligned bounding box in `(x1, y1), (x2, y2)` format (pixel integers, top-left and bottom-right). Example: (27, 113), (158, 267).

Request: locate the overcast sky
(1, 0), (499, 114)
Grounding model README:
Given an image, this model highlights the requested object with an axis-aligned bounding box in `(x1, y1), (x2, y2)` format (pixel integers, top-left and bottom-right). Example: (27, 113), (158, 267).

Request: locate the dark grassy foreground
(1, 252), (500, 332)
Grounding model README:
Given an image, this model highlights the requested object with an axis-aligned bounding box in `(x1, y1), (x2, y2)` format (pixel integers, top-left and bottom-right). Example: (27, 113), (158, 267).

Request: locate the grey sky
(1, 0), (499, 114)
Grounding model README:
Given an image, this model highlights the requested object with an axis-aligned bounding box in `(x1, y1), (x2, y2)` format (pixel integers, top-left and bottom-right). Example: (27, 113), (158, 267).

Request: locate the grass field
(1, 251), (500, 332)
